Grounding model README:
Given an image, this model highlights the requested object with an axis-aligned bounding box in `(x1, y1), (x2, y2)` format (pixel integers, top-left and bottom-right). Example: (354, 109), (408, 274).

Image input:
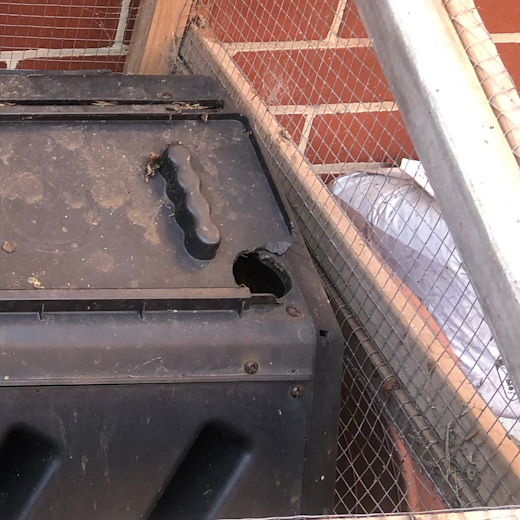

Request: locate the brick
(475, 0), (520, 34)
(306, 111), (415, 164)
(17, 54), (125, 72)
(275, 113), (306, 145)
(0, 62), (6, 69)
(0, 0), (124, 51)
(496, 43), (520, 89)
(337, 0), (367, 39)
(208, 0), (339, 43)
(234, 47), (392, 105)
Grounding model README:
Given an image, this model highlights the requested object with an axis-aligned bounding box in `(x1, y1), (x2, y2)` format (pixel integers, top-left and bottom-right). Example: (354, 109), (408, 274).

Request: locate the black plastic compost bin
(0, 73), (343, 520)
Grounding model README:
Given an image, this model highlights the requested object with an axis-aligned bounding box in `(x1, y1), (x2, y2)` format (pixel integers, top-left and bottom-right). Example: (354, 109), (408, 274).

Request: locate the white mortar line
(270, 101), (398, 116)
(115, 0), (133, 44)
(4, 0), (133, 69)
(298, 112), (316, 154)
(312, 162), (391, 175)
(491, 33), (520, 44)
(222, 37), (371, 54)
(4, 45), (129, 70)
(326, 0), (349, 40)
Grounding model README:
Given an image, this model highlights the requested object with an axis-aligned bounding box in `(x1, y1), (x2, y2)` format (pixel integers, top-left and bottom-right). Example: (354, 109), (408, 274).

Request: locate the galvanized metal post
(355, 0), (520, 389)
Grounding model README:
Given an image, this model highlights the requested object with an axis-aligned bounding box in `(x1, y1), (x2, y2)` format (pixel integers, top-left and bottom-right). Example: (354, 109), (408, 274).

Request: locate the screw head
(244, 360), (259, 375)
(290, 384), (304, 398)
(286, 305), (301, 318)
(160, 91), (174, 99)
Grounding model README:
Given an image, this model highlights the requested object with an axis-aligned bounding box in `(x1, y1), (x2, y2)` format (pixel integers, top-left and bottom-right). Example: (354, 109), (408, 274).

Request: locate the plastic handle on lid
(158, 144), (221, 261)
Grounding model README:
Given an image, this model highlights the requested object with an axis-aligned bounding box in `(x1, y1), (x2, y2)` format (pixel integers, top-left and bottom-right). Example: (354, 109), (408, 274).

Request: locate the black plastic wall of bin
(0, 73), (345, 519)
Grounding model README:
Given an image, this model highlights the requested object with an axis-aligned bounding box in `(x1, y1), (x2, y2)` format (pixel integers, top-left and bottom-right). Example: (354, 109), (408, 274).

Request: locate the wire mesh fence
(0, 0), (139, 70)
(1, 0), (520, 515)
(317, 260), (449, 513)
(178, 0), (520, 513)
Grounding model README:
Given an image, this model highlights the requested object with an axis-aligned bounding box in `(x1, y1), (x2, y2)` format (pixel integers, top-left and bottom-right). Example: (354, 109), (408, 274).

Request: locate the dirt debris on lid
(1, 240), (16, 254)
(145, 151), (161, 183)
(27, 277), (43, 289)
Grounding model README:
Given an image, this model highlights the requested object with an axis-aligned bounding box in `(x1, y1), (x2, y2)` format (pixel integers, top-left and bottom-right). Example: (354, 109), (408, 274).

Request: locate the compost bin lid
(0, 74), (292, 310)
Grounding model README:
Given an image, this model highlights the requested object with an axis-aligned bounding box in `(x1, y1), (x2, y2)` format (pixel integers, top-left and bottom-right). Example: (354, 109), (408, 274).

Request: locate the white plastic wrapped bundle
(330, 167), (520, 423)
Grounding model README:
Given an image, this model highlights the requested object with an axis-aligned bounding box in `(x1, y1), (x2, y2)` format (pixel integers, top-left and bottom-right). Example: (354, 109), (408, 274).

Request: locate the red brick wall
(0, 0), (138, 71)
(206, 0), (416, 180)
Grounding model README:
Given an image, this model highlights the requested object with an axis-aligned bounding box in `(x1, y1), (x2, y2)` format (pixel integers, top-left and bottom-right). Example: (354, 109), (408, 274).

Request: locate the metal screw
(290, 384), (304, 398)
(160, 91), (174, 99)
(244, 360), (259, 375)
(286, 305), (301, 318)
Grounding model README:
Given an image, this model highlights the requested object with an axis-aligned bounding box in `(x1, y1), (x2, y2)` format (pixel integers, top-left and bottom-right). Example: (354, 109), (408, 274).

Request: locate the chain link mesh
(179, 0), (520, 513)
(0, 0), (139, 70)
